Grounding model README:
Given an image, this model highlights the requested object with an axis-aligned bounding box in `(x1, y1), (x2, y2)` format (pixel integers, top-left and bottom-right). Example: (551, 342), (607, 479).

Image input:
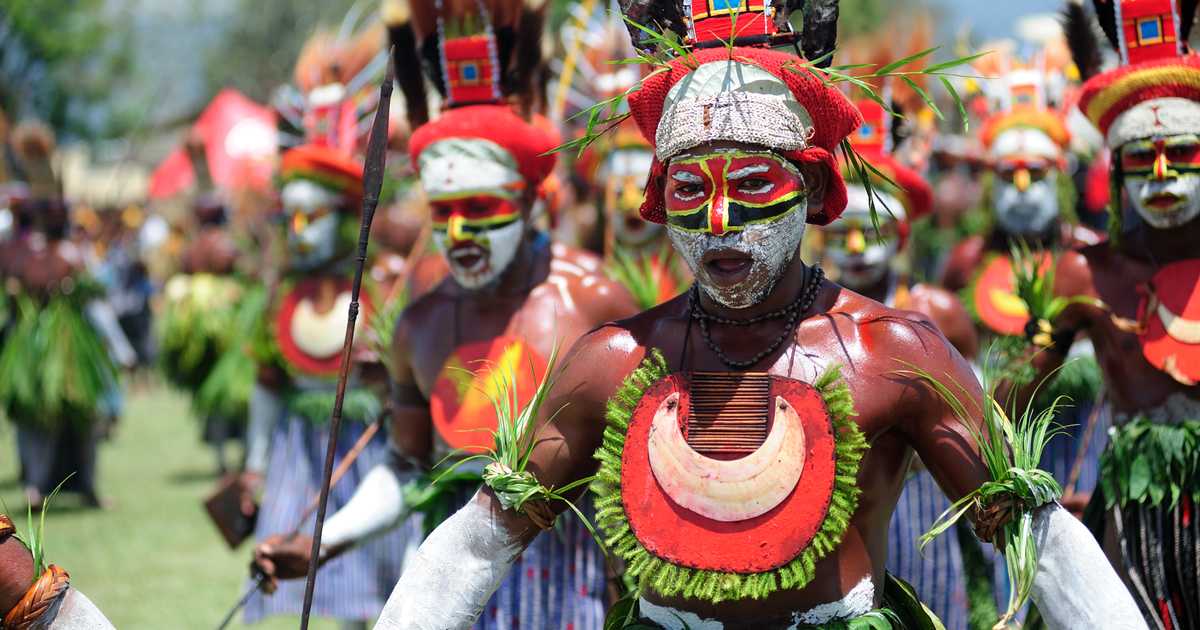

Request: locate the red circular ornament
(430, 337), (547, 454)
(973, 254), (1047, 336)
(1139, 260), (1200, 384)
(621, 374), (836, 574)
(274, 277), (373, 377)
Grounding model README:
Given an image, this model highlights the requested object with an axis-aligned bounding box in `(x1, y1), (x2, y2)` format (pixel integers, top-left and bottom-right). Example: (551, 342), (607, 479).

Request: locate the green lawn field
(0, 386), (356, 630)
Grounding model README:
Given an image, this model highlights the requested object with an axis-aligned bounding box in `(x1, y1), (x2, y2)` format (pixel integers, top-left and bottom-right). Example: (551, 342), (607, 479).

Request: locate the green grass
(0, 386), (349, 630)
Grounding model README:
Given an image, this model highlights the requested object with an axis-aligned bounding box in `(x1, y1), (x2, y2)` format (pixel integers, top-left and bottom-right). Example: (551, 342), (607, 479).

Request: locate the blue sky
(953, 0), (1065, 40)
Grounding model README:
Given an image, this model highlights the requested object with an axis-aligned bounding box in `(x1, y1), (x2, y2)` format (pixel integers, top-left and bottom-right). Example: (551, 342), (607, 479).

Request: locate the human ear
(800, 162), (829, 218)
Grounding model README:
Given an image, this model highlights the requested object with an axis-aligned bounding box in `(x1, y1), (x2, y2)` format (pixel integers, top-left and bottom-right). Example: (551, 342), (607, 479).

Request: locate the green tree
(203, 0), (362, 106)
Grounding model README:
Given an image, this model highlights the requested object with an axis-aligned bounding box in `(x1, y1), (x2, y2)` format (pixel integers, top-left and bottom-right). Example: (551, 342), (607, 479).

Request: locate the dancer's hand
(253, 534), (315, 592)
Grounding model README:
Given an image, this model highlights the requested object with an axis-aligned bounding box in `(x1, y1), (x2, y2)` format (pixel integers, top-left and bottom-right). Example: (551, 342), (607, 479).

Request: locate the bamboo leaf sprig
(894, 353), (1067, 630)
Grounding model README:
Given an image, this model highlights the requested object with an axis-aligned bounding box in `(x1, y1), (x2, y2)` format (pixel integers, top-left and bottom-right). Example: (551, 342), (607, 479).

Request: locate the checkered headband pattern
(1079, 56), (1200, 147)
(628, 47), (863, 226)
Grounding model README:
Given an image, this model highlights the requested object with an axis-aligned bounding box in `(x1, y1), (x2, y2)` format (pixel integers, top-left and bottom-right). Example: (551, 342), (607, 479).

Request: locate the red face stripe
(665, 151), (806, 233)
(706, 156), (728, 236)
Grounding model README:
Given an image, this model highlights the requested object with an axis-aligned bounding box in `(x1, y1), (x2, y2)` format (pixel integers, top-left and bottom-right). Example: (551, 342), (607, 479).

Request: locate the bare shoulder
(393, 280), (455, 342)
(818, 284), (966, 375)
(548, 241), (639, 322)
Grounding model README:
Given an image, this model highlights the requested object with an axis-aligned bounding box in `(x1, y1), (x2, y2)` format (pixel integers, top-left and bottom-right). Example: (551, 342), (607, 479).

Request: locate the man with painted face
(362, 4), (1144, 629)
(253, 0), (638, 627)
(1012, 2), (1200, 626)
(941, 68), (1101, 296)
(822, 100), (980, 630)
(237, 19), (417, 629)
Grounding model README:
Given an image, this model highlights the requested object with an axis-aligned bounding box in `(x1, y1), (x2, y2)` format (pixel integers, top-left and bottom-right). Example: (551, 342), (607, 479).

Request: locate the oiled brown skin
(499, 269), (992, 626)
(0, 535), (36, 620)
(435, 165), (992, 626)
(182, 226), (239, 275)
(2, 234), (86, 292)
(1015, 219), (1200, 581)
(851, 270), (978, 363)
(254, 230), (639, 580)
(389, 234), (639, 458)
(941, 223), (1103, 293)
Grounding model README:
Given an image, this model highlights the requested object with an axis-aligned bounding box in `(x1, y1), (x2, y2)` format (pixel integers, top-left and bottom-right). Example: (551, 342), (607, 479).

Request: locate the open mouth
(449, 245), (487, 273)
(701, 248), (754, 285)
(1146, 192), (1185, 210)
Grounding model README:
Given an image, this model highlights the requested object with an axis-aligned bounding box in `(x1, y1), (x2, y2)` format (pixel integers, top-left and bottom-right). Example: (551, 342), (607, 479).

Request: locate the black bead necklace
(689, 264), (825, 369)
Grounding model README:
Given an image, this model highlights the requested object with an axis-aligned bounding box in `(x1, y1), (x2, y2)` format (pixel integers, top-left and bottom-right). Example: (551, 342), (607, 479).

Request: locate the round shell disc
(621, 374), (836, 573)
(1139, 260), (1200, 383)
(274, 277), (372, 377)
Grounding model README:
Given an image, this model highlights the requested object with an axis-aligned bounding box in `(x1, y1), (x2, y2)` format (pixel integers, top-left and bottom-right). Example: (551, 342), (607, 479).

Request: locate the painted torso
(541, 280), (991, 629)
(394, 237), (636, 463)
(270, 275), (372, 382)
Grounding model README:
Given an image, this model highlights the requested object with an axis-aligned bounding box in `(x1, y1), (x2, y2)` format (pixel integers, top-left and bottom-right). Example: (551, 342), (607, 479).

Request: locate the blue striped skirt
(888, 469), (969, 630)
(243, 415), (420, 623)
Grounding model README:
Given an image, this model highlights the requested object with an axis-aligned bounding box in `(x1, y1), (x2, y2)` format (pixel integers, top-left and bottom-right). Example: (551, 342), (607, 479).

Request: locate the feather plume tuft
(1091, 0), (1119, 52)
(1063, 1), (1102, 82)
(801, 0), (840, 67)
(385, 0), (429, 128)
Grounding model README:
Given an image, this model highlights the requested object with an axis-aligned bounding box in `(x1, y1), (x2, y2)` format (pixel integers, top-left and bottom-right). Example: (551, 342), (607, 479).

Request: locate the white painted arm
(84, 300), (137, 368)
(1028, 503), (1147, 630)
(375, 493), (529, 630)
(244, 383), (282, 474)
(320, 447), (418, 554)
(51, 588), (116, 630)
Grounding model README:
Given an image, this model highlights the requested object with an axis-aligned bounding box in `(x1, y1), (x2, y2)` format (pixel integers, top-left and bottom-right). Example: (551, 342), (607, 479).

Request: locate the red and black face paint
(664, 150), (807, 234)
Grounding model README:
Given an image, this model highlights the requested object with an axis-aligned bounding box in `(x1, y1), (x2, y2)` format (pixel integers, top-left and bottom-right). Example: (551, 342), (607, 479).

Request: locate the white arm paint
(50, 588), (116, 630)
(244, 383), (282, 474)
(84, 300), (137, 368)
(320, 451), (416, 554)
(1029, 503), (1147, 630)
(375, 493), (528, 630)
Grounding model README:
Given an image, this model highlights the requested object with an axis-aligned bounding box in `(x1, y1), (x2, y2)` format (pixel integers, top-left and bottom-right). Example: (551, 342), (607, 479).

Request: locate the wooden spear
(297, 49), (395, 630)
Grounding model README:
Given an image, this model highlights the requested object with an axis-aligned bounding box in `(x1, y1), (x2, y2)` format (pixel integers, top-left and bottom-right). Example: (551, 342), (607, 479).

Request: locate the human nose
(1014, 168), (1031, 192)
(847, 228), (866, 254)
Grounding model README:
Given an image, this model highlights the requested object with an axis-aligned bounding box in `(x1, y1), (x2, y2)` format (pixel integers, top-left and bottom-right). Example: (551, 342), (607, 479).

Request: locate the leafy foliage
(158, 274), (244, 392)
(193, 283), (268, 423)
(0, 280), (119, 431)
(897, 354), (1066, 629)
(605, 244), (682, 311)
(1100, 418), (1200, 510)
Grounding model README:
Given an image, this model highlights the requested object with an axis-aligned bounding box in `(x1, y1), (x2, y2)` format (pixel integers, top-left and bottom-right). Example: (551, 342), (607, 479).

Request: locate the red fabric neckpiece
(1139, 259), (1200, 383)
(621, 373), (836, 573)
(274, 277), (373, 377)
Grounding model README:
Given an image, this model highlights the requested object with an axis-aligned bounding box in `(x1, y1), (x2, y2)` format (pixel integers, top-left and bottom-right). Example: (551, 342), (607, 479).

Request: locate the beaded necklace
(688, 263), (825, 369)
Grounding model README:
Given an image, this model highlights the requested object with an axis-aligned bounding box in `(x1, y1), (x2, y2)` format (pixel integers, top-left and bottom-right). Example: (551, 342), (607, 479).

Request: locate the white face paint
(282, 179), (343, 270)
(992, 167), (1059, 236)
(669, 207), (806, 309)
(1120, 134), (1200, 229)
(433, 217), (525, 290)
(664, 149), (809, 310)
(609, 148), (663, 250)
(823, 185), (903, 291)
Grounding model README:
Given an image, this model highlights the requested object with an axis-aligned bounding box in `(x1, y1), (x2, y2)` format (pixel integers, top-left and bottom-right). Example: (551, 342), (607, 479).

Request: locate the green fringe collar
(1100, 417), (1200, 509)
(592, 349), (869, 604)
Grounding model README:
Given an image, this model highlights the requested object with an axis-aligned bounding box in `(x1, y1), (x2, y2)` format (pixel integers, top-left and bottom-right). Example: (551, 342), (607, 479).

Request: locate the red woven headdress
(628, 47), (862, 226)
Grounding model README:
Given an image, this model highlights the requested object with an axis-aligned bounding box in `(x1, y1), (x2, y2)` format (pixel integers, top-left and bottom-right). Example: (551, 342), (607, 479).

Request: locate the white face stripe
(727, 164), (770, 179)
(671, 170), (704, 183)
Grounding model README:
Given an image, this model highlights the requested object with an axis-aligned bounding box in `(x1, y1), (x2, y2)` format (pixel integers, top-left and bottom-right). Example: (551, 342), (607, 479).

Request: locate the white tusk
(1157, 301), (1200, 344)
(647, 392), (805, 522)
